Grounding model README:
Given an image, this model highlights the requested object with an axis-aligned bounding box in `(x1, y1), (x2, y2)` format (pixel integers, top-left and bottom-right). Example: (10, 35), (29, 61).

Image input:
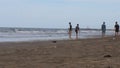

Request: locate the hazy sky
(0, 0), (120, 28)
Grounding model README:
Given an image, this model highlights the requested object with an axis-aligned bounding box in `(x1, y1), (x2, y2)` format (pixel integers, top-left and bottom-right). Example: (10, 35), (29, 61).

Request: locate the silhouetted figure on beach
(101, 22), (106, 37)
(68, 22), (72, 39)
(115, 21), (119, 37)
(75, 24), (80, 39)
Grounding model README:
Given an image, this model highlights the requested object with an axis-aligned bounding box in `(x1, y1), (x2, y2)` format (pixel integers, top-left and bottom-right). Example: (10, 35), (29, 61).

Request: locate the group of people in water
(68, 22), (80, 39)
(68, 22), (119, 39)
(101, 21), (119, 37)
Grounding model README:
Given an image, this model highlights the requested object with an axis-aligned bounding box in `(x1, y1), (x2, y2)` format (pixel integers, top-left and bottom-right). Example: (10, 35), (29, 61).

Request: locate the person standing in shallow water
(115, 21), (119, 37)
(101, 22), (106, 37)
(75, 24), (80, 40)
(68, 22), (72, 39)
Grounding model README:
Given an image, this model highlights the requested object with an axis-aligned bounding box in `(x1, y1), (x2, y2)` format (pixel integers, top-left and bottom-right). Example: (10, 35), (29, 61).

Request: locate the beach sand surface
(0, 37), (120, 68)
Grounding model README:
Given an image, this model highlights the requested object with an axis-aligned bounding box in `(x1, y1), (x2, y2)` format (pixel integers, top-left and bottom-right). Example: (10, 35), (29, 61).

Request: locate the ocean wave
(0, 28), (115, 42)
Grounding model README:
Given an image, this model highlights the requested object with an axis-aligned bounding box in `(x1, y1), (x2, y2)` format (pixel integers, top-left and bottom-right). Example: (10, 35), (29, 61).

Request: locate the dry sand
(0, 37), (120, 68)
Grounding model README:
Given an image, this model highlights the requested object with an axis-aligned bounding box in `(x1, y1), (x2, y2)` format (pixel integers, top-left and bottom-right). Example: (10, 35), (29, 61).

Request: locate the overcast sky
(0, 0), (120, 28)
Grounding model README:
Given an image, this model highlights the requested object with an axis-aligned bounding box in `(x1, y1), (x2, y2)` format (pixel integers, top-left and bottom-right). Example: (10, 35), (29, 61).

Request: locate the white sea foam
(0, 28), (115, 42)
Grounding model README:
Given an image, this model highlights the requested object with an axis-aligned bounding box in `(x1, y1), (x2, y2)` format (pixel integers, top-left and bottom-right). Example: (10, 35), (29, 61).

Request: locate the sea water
(0, 27), (114, 42)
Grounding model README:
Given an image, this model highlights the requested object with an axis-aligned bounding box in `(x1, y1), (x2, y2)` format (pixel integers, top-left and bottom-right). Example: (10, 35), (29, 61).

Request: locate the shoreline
(0, 29), (115, 42)
(0, 34), (115, 43)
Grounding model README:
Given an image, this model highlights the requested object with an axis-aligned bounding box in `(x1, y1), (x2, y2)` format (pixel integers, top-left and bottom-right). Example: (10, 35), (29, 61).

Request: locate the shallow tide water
(0, 29), (114, 42)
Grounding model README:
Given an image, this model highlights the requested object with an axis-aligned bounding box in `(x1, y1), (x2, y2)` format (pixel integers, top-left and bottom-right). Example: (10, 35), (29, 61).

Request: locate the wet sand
(0, 36), (120, 68)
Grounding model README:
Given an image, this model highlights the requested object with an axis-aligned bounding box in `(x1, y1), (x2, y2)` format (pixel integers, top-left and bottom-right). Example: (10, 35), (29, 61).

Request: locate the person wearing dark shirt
(69, 22), (72, 39)
(101, 22), (106, 37)
(115, 21), (119, 37)
(75, 24), (80, 39)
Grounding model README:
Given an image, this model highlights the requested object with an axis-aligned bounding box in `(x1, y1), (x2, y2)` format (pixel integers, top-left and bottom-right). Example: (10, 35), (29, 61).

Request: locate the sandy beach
(0, 36), (120, 68)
